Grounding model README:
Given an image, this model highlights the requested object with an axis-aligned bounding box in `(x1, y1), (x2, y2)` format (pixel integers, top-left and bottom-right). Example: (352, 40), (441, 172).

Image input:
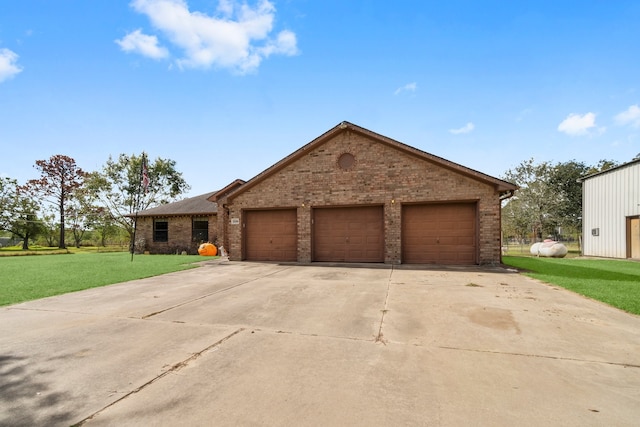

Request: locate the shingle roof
(135, 191), (218, 217)
(209, 179), (246, 202)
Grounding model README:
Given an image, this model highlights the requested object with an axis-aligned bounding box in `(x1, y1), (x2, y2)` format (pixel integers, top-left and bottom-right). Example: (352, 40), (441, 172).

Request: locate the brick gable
(224, 123), (513, 264)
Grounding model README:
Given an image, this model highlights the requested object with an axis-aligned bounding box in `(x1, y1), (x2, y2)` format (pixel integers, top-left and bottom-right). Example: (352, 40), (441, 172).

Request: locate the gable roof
(135, 191), (218, 217)
(209, 179), (246, 203)
(218, 121), (516, 202)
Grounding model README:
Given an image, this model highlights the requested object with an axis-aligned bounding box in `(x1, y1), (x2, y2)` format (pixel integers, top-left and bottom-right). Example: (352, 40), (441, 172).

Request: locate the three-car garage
(219, 122), (515, 265)
(242, 202), (478, 265)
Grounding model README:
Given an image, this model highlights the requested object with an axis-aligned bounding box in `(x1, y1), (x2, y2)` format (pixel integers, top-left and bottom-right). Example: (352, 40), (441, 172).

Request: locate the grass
(0, 245), (128, 256)
(503, 256), (640, 315)
(0, 252), (205, 306)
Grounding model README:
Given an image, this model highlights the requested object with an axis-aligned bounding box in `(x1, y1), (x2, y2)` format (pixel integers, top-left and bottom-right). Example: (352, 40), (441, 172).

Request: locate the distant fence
(0, 237), (21, 247)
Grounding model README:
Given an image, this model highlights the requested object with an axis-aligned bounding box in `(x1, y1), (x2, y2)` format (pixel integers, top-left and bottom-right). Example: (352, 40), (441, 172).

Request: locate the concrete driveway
(1, 260), (639, 426)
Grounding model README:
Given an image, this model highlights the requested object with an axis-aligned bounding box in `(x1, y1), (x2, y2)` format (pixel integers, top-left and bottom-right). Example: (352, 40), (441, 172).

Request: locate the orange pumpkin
(198, 243), (218, 256)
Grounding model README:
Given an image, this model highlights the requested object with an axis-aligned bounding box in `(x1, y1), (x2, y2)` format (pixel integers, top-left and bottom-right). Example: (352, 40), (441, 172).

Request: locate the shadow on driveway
(0, 354), (74, 426)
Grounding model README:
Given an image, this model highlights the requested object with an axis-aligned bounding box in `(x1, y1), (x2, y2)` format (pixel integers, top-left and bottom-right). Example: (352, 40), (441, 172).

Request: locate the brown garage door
(313, 206), (384, 262)
(402, 203), (477, 265)
(244, 209), (297, 262)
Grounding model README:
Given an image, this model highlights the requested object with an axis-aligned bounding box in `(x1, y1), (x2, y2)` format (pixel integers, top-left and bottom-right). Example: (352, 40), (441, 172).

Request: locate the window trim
(192, 217), (209, 243)
(153, 218), (169, 243)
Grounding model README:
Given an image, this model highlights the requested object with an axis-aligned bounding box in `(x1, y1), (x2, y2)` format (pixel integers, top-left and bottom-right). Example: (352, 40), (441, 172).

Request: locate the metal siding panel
(628, 165), (640, 216)
(607, 171), (620, 257)
(583, 162), (640, 258)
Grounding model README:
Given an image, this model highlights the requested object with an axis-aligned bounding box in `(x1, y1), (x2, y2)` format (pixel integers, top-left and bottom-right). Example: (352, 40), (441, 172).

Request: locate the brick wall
(225, 130), (503, 264)
(215, 201), (229, 256)
(136, 214), (218, 254)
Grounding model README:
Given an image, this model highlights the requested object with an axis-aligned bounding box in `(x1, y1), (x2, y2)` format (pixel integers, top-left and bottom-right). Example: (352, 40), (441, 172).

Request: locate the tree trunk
(22, 231), (29, 250)
(59, 198), (66, 249)
(74, 228), (83, 248)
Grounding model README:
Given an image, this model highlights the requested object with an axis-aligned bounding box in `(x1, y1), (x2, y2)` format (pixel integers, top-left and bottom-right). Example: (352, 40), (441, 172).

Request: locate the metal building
(580, 159), (640, 259)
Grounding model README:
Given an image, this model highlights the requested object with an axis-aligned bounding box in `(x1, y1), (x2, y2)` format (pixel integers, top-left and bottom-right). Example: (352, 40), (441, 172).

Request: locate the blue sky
(1, 0), (639, 198)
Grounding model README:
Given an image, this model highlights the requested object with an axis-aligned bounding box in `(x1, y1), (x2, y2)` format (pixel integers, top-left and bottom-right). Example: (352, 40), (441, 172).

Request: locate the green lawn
(503, 256), (640, 315)
(0, 252), (205, 306)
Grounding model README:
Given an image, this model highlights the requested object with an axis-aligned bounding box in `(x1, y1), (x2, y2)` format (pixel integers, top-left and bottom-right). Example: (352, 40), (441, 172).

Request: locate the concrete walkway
(1, 260), (639, 426)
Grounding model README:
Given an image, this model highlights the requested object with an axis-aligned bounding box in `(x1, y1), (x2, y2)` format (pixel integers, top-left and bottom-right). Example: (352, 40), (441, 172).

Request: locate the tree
(502, 158), (557, 241)
(548, 160), (590, 233)
(39, 211), (60, 247)
(88, 153), (190, 244)
(501, 196), (533, 243)
(0, 177), (13, 226)
(502, 158), (623, 246)
(91, 207), (119, 247)
(0, 177), (45, 249)
(25, 155), (87, 249)
(586, 159), (619, 175)
(66, 183), (106, 248)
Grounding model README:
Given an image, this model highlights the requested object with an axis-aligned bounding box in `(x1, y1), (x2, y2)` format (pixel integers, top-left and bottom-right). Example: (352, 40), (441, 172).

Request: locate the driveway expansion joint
(255, 327), (376, 343)
(71, 327), (246, 426)
(437, 345), (640, 368)
(375, 265), (394, 344)
(141, 266), (294, 319)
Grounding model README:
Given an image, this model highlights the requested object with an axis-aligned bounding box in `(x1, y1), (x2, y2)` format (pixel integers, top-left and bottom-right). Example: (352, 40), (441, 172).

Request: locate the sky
(1, 0), (639, 199)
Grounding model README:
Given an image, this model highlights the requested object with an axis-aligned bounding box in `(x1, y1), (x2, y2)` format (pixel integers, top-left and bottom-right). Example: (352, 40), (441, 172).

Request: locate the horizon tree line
(2, 152), (639, 251)
(0, 153), (190, 250)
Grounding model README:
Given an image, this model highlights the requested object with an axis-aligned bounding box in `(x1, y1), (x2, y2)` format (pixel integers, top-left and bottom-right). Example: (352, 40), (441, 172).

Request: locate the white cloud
(394, 82), (417, 95)
(125, 0), (298, 73)
(614, 104), (640, 128)
(0, 48), (23, 83)
(449, 122), (474, 135)
(557, 112), (604, 136)
(515, 108), (533, 122)
(217, 0), (234, 17)
(115, 29), (169, 59)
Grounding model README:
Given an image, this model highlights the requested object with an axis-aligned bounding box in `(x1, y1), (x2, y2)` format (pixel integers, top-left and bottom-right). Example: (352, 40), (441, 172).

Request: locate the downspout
(223, 204), (230, 257)
(499, 189), (516, 264)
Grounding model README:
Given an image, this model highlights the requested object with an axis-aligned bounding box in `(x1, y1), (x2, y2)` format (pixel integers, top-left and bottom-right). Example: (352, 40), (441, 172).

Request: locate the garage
(244, 209), (297, 261)
(217, 122), (516, 264)
(402, 202), (477, 265)
(313, 206), (384, 262)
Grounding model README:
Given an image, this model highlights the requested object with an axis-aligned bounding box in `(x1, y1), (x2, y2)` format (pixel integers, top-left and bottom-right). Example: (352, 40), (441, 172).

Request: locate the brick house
(134, 191), (218, 254)
(211, 121), (516, 265)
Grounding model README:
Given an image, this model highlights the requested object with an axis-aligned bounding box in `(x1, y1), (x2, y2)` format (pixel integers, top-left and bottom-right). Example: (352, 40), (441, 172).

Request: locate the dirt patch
(469, 307), (522, 334)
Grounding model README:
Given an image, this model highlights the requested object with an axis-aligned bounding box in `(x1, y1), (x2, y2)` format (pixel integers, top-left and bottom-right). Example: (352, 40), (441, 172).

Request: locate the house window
(192, 217), (209, 242)
(154, 219), (168, 242)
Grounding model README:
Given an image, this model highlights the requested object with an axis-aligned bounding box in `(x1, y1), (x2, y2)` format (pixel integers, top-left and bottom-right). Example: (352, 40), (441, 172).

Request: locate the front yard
(503, 256), (640, 315)
(0, 252), (204, 306)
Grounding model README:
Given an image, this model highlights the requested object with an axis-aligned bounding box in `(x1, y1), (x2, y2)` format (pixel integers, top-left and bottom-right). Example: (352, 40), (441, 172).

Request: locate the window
(192, 218), (209, 242)
(154, 219), (168, 242)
